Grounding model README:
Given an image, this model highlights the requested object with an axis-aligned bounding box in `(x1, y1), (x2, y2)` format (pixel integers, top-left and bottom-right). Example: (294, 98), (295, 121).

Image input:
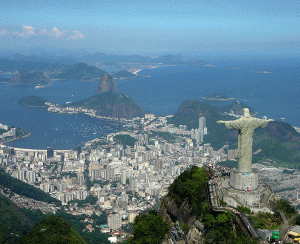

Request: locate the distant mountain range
(0, 51), (204, 74)
(78, 53), (203, 65)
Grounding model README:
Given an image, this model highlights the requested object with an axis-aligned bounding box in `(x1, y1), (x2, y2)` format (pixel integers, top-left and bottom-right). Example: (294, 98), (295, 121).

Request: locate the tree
(128, 210), (169, 244)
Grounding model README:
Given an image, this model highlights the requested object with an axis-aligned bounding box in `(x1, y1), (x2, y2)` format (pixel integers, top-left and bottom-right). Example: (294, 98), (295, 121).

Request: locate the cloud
(39, 27), (65, 38)
(70, 30), (85, 40)
(52, 27), (64, 38)
(0, 29), (9, 36)
(13, 25), (36, 38)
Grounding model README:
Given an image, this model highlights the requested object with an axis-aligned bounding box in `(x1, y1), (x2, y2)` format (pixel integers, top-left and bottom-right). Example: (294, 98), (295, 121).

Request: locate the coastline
(202, 97), (235, 101)
(1, 132), (31, 144)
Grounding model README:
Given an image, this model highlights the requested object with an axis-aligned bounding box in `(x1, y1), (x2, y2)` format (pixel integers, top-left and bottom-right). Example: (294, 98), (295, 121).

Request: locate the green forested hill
(20, 215), (86, 244)
(112, 70), (136, 79)
(67, 91), (145, 119)
(18, 95), (48, 107)
(53, 63), (107, 80)
(0, 194), (33, 244)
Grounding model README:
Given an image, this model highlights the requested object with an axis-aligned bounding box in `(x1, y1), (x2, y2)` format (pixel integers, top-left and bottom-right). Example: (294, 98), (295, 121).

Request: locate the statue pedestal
(230, 169), (258, 191)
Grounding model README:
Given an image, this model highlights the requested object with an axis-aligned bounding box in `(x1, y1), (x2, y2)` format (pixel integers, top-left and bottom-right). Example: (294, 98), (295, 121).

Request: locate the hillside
(67, 91), (145, 119)
(0, 194), (33, 243)
(20, 215), (86, 244)
(168, 100), (300, 168)
(9, 70), (51, 86)
(18, 95), (48, 107)
(53, 63), (107, 81)
(0, 57), (64, 73)
(130, 166), (255, 243)
(112, 70), (136, 79)
(0, 168), (60, 205)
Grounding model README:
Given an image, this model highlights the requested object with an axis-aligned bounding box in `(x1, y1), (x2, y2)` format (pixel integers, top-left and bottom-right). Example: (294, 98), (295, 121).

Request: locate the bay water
(0, 58), (299, 149)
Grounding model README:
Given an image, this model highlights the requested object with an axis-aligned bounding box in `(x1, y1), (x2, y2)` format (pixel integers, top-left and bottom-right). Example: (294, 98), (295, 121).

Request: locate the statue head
(243, 108), (251, 118)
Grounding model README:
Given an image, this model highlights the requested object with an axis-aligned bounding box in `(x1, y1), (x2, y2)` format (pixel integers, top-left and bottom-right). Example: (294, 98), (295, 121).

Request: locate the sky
(0, 0), (300, 57)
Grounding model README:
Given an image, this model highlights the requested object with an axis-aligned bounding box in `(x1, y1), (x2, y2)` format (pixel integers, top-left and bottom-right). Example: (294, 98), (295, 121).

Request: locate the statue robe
(225, 117), (268, 172)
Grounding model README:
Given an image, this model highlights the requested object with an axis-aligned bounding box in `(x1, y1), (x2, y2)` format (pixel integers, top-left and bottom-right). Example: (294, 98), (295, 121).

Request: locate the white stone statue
(217, 108), (273, 172)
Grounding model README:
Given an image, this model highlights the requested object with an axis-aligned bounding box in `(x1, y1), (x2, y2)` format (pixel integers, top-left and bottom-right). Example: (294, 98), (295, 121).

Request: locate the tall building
(26, 171), (36, 184)
(121, 168), (127, 185)
(108, 213), (122, 230)
(199, 117), (206, 131)
(47, 147), (54, 158)
(198, 117), (206, 143)
(78, 173), (85, 186)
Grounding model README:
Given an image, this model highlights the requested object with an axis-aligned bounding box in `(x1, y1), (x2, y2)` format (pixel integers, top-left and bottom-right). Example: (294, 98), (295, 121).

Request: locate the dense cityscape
(1, 112), (300, 242)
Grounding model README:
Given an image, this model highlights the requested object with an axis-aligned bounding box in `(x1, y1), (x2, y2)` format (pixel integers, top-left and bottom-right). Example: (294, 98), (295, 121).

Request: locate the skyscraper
(198, 117), (206, 143)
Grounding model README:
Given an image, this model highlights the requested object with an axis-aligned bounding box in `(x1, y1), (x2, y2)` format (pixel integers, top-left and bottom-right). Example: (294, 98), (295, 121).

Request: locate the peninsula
(18, 95), (49, 107)
(0, 123), (30, 143)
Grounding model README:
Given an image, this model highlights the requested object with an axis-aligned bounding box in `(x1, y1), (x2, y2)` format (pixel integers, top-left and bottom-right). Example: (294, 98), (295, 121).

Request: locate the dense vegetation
(0, 168), (60, 205)
(68, 195), (98, 207)
(20, 215), (87, 244)
(18, 95), (48, 107)
(113, 70), (136, 79)
(167, 166), (257, 243)
(128, 210), (169, 244)
(114, 134), (137, 147)
(250, 212), (281, 229)
(22, 209), (109, 244)
(0, 194), (32, 244)
(149, 131), (177, 143)
(169, 166), (208, 217)
(275, 199), (296, 217)
(54, 63), (107, 80)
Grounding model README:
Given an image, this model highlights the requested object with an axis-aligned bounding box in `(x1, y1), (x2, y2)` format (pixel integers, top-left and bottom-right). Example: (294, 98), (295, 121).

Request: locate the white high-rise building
(108, 213), (122, 230)
(121, 168), (127, 185)
(26, 171), (36, 184)
(199, 117), (206, 143)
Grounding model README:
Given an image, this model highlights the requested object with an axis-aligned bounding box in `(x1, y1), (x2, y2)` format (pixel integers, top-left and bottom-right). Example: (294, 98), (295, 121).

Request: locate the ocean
(0, 58), (299, 149)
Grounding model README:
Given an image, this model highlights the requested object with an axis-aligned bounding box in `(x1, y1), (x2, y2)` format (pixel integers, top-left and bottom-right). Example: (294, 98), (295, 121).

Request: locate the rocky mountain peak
(96, 74), (117, 94)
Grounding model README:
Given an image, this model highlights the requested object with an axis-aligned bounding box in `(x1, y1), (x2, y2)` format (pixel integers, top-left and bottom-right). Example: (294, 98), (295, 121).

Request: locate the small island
(112, 70), (136, 79)
(202, 93), (235, 101)
(18, 95), (49, 107)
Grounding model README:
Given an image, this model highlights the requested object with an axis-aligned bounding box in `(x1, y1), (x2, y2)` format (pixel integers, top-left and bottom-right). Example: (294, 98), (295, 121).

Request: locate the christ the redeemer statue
(217, 108), (273, 173)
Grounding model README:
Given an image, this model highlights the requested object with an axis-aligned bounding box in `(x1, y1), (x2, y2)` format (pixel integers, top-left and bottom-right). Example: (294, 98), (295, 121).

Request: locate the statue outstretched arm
(268, 119), (274, 122)
(217, 120), (226, 124)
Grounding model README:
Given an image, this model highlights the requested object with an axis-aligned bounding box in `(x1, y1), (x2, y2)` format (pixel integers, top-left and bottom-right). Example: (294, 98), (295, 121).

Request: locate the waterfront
(1, 59), (300, 149)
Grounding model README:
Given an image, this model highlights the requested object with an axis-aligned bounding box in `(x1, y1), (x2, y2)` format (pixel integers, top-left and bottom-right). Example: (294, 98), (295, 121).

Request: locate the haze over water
(1, 58), (299, 150)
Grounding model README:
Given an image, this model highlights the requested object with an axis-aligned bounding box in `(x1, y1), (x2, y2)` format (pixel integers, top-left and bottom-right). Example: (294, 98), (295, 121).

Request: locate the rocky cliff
(96, 74), (118, 93)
